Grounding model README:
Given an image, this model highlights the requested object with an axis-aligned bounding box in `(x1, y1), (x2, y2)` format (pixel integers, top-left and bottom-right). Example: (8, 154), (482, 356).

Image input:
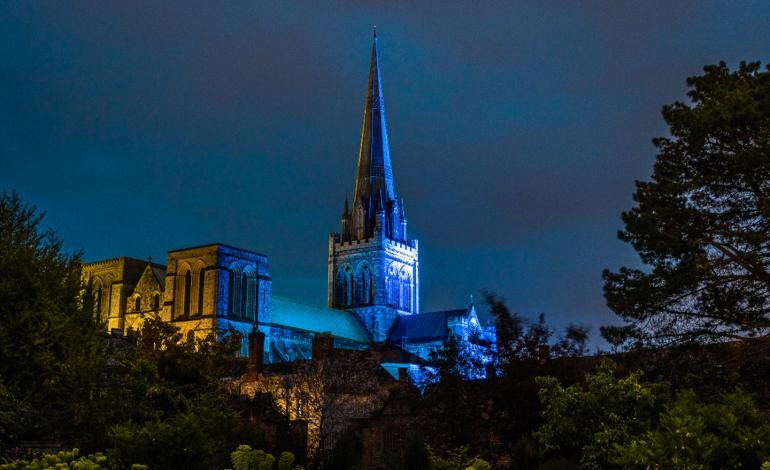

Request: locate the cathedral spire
(352, 29), (396, 234)
(329, 30), (419, 318)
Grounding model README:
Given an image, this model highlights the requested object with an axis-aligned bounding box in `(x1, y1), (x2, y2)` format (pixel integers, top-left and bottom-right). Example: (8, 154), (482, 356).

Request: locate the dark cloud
(2, 1), (768, 345)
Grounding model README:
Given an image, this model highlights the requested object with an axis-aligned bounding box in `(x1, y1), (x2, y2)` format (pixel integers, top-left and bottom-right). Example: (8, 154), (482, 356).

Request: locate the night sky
(3, 2), (769, 346)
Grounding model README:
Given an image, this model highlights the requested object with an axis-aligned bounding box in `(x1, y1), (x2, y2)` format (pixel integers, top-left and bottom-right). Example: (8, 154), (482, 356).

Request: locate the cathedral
(82, 32), (496, 378)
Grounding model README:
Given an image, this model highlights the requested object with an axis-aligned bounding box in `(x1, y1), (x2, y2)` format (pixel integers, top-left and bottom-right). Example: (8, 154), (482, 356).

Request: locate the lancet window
(183, 270), (191, 316)
(198, 270), (205, 314)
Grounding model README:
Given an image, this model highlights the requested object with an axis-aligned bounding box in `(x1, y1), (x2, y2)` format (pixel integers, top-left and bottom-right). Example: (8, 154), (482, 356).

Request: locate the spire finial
(373, 25), (377, 38)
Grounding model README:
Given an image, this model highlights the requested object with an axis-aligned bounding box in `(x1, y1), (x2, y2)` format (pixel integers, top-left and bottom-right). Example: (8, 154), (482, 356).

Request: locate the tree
(106, 317), (252, 469)
(603, 62), (770, 347)
(614, 389), (770, 469)
(535, 359), (659, 469)
(0, 191), (107, 446)
(536, 359), (770, 469)
(258, 348), (388, 465)
(417, 335), (491, 454)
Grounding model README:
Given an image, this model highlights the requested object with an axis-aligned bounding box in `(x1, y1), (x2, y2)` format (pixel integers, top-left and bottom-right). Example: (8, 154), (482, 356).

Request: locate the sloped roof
(387, 308), (468, 343)
(270, 296), (371, 343)
(151, 266), (166, 289)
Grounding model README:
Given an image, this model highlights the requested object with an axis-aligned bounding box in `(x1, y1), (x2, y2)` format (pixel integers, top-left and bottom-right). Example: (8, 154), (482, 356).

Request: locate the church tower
(328, 31), (419, 342)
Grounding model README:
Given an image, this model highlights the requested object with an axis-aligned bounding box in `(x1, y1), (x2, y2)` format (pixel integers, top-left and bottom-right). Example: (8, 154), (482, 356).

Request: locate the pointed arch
(92, 277), (104, 321)
(227, 269), (235, 317)
(356, 262), (374, 306)
(336, 264), (354, 307)
(198, 269), (205, 314)
(101, 274), (114, 321)
(386, 263), (399, 308)
(183, 270), (191, 316)
(399, 267), (412, 312)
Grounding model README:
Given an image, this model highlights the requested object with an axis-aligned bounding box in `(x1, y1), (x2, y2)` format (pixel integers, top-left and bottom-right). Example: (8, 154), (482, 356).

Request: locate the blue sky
(2, 1), (769, 346)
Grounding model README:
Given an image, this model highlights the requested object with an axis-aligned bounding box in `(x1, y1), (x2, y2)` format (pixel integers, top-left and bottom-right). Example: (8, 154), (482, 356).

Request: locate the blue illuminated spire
(351, 29), (396, 239)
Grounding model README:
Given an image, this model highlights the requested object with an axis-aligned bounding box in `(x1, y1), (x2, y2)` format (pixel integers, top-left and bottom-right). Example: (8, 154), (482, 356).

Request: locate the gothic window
(134, 296), (141, 313)
(245, 271), (259, 322)
(94, 282), (102, 320)
(253, 278), (259, 322)
(356, 263), (374, 306)
(153, 293), (160, 310)
(398, 269), (412, 311)
(345, 268), (353, 306)
(240, 273), (248, 319)
(197, 270), (205, 314)
(183, 271), (191, 316)
(386, 265), (399, 308)
(362, 265), (373, 305)
(228, 270), (235, 317)
(335, 268), (346, 307)
(336, 266), (354, 307)
(361, 266), (374, 305)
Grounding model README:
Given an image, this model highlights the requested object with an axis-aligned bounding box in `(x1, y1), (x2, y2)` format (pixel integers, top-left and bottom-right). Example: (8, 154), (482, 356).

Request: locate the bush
(614, 389), (770, 469)
(277, 451), (296, 470)
(229, 444), (300, 470)
(427, 446), (491, 470)
(0, 448), (116, 470)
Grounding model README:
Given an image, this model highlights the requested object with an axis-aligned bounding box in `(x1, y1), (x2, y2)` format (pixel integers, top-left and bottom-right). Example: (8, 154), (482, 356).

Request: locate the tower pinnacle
(349, 31), (396, 240)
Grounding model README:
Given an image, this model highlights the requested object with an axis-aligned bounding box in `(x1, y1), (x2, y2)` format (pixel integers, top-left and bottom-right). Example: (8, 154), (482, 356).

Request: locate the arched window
(400, 270), (411, 312)
(198, 270), (205, 314)
(401, 278), (411, 311)
(345, 268), (353, 306)
(227, 270), (235, 317)
(183, 271), (191, 316)
(359, 264), (373, 306)
(153, 293), (160, 310)
(240, 273), (248, 319)
(94, 283), (103, 320)
(134, 296), (141, 313)
(386, 265), (399, 308)
(335, 269), (346, 307)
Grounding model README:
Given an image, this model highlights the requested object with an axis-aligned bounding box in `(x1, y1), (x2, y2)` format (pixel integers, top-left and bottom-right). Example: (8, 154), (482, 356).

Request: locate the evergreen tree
(603, 62), (770, 347)
(0, 191), (106, 445)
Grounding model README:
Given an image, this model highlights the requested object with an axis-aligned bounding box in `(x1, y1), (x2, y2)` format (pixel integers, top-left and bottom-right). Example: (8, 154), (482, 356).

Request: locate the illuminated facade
(328, 31), (419, 342)
(81, 32), (495, 375)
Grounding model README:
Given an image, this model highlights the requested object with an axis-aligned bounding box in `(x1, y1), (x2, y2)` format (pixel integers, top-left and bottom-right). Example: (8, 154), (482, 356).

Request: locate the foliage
(487, 293), (589, 366)
(480, 295), (592, 457)
(105, 316), (252, 469)
(109, 393), (247, 470)
(0, 448), (114, 470)
(536, 358), (770, 469)
(402, 433), (431, 470)
(277, 451), (296, 470)
(426, 446), (491, 470)
(603, 61), (770, 347)
(0, 191), (254, 466)
(614, 389), (770, 469)
(417, 336), (491, 453)
(535, 359), (659, 469)
(263, 348), (387, 465)
(0, 191), (107, 446)
(230, 444), (277, 470)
